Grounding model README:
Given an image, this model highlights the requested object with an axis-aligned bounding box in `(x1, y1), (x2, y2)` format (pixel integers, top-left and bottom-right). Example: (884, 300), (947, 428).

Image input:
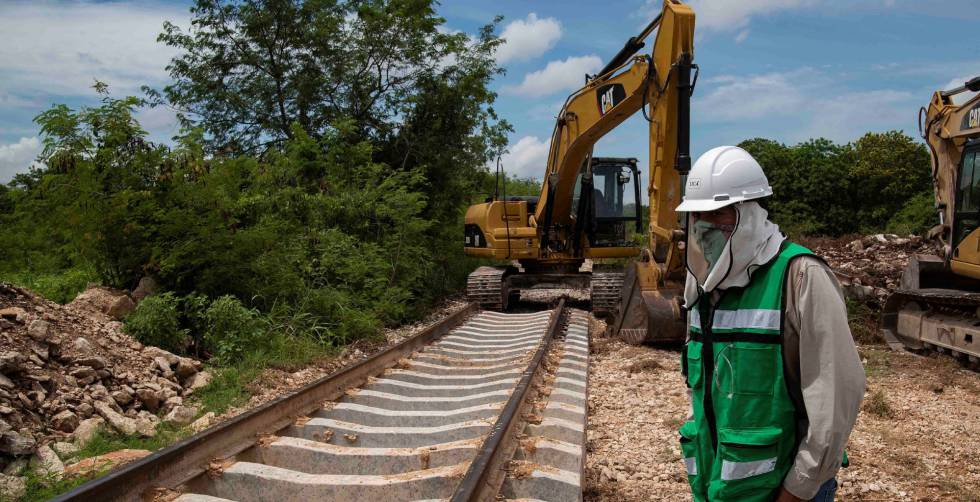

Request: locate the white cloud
(696, 69), (815, 121)
(496, 13), (562, 65)
(504, 55), (602, 98)
(944, 75), (979, 105)
(641, 0), (815, 40)
(0, 137), (41, 183)
(734, 29), (750, 43)
(685, 0), (816, 31)
(695, 68), (918, 143)
(0, 1), (186, 99)
(501, 136), (549, 180)
(802, 89), (914, 142)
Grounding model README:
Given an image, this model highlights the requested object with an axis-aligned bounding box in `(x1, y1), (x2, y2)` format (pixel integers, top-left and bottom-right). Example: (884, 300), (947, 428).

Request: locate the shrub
(0, 266), (97, 304)
(204, 295), (265, 363)
(885, 190), (937, 236)
(124, 292), (187, 353)
(863, 388), (894, 418)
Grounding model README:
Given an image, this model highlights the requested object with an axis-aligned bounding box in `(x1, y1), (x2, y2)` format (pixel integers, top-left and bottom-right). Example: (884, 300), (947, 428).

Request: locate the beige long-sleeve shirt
(689, 256), (866, 499)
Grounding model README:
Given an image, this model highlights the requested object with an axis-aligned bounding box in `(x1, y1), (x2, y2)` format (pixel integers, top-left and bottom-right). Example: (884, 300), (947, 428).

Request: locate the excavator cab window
(571, 157), (642, 248)
(954, 146), (980, 249)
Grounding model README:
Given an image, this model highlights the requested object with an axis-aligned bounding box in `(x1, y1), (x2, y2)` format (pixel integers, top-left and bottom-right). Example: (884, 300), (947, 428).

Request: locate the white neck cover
(683, 201), (785, 308)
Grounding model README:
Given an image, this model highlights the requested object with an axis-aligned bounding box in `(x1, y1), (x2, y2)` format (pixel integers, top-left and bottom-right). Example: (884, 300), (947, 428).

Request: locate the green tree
(151, 0), (503, 153)
(850, 130), (931, 231)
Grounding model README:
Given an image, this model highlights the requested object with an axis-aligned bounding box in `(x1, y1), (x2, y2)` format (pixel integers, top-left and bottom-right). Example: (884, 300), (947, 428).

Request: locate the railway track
(53, 300), (590, 502)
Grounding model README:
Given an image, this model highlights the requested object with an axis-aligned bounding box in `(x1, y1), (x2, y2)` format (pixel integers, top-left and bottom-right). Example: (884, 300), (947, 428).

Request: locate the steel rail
(52, 304), (478, 502)
(450, 299), (566, 502)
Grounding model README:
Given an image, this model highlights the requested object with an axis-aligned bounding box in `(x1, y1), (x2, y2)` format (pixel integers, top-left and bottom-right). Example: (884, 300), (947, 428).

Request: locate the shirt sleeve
(782, 257), (866, 499)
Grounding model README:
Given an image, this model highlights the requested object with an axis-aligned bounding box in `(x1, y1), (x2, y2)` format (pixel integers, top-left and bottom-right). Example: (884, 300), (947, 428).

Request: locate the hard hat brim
(675, 198), (735, 212)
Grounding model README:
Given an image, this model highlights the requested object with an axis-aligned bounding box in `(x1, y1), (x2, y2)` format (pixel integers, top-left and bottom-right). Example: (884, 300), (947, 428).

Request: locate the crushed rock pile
(0, 283), (210, 496)
(803, 233), (942, 305)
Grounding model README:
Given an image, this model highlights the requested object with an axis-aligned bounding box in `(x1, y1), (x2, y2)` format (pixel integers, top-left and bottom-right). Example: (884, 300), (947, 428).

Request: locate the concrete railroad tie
(174, 310), (559, 502)
(499, 309), (590, 502)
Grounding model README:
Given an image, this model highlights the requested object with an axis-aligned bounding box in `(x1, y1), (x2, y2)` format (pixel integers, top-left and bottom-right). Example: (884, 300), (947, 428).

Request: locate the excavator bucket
(610, 262), (687, 344)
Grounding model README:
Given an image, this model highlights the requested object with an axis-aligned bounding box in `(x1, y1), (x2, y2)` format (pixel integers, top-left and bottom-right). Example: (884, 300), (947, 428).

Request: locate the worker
(674, 146), (865, 502)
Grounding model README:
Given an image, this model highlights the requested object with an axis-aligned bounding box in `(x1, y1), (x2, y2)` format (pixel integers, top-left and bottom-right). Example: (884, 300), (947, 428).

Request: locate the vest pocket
(711, 427), (784, 500)
(732, 344), (777, 396)
(685, 342), (702, 388)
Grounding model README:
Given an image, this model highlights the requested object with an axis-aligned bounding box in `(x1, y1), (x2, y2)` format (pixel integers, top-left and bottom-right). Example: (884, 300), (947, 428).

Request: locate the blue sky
(1, 0), (978, 183)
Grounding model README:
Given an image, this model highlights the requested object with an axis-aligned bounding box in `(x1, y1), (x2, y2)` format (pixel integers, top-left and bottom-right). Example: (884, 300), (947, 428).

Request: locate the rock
(189, 412), (215, 433)
(163, 405), (197, 426)
(50, 441), (79, 459)
(71, 287), (135, 320)
(2, 458), (27, 476)
(73, 417), (105, 446)
(848, 239), (864, 252)
(131, 276), (158, 303)
(153, 357), (174, 378)
(64, 449), (151, 477)
(76, 402), (94, 419)
(136, 388), (161, 412)
(106, 295), (135, 320)
(0, 473), (26, 500)
(111, 389), (133, 406)
(0, 406), (13, 415)
(72, 337), (95, 354)
(175, 358), (197, 379)
(95, 401), (142, 436)
(30, 342), (49, 361)
(184, 371), (212, 393)
(27, 319), (53, 342)
(0, 374), (13, 390)
(75, 356), (107, 370)
(51, 409), (80, 433)
(0, 430), (35, 455)
(144, 347), (179, 366)
(0, 307), (27, 323)
(32, 444), (65, 479)
(0, 352), (25, 374)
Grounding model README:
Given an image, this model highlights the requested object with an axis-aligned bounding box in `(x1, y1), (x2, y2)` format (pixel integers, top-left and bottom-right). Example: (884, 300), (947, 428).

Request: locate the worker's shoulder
(784, 247), (838, 286)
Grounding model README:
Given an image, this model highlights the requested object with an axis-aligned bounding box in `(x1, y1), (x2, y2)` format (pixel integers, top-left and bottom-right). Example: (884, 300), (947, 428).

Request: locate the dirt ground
(585, 316), (980, 502)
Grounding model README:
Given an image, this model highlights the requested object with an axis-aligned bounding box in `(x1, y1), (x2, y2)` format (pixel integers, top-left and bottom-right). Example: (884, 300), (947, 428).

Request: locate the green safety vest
(679, 242), (813, 502)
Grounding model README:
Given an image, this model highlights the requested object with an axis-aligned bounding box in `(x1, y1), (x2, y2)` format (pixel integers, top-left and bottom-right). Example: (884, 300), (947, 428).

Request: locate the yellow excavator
(881, 75), (980, 365)
(464, 0), (695, 343)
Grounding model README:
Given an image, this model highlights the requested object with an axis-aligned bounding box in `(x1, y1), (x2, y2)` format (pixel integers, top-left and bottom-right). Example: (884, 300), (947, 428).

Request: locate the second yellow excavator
(464, 0), (695, 343)
(882, 75), (980, 365)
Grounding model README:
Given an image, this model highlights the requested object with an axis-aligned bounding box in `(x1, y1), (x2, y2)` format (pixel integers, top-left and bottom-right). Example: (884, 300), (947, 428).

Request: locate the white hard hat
(675, 146), (773, 212)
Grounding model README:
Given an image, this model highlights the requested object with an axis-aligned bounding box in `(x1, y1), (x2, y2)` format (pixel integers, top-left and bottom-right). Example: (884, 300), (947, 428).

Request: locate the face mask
(691, 219), (729, 271)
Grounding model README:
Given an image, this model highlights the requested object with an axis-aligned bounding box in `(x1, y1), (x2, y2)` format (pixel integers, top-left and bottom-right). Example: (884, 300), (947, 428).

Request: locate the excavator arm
(535, 0), (696, 266)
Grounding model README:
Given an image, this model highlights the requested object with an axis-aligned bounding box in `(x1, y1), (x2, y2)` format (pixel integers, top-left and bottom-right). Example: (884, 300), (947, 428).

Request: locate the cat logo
(963, 103), (980, 130)
(596, 84), (626, 116)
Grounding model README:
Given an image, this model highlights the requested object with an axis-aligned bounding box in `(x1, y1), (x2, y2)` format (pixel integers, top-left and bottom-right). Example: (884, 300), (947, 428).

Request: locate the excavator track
(883, 288), (980, 366)
(590, 271), (624, 319)
(467, 266), (512, 311)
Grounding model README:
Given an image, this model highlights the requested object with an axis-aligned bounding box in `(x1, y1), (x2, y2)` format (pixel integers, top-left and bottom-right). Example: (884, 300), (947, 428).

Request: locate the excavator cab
(570, 157), (643, 248)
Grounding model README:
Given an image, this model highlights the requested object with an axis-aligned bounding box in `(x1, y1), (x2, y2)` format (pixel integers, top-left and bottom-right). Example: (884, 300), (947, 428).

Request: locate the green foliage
(16, 468), (105, 502)
(739, 131), (932, 237)
(0, 266), (97, 304)
(204, 295), (264, 363)
(124, 293), (187, 353)
(75, 423), (190, 459)
(502, 176), (542, 197)
(886, 190), (936, 235)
